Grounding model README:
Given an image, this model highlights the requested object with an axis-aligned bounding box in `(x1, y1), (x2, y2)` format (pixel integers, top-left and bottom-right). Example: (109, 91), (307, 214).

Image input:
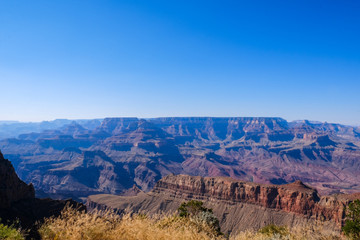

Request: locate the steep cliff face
(0, 151), (35, 207)
(0, 151), (84, 239)
(153, 175), (347, 225)
(88, 175), (356, 234)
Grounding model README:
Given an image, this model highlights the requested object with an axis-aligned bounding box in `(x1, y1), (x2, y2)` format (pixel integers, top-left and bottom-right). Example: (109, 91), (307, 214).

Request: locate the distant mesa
(0, 117), (360, 201)
(87, 174), (357, 235)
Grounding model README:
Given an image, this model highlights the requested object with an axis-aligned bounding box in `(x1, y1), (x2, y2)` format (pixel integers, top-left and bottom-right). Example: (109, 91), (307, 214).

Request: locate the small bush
(258, 224), (289, 237)
(342, 199), (360, 240)
(178, 200), (222, 236)
(0, 222), (24, 240)
(178, 200), (212, 217)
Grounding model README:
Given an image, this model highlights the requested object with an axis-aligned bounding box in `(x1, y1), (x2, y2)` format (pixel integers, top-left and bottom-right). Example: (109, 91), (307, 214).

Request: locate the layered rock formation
(1, 117), (360, 200)
(153, 175), (348, 225)
(87, 175), (358, 235)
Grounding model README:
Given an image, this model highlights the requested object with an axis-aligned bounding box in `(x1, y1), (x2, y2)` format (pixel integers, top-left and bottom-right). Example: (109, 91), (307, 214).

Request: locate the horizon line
(0, 117), (359, 127)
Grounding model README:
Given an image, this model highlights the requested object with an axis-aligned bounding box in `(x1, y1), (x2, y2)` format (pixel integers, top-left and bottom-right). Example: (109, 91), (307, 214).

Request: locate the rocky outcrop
(87, 175), (358, 235)
(153, 175), (348, 225)
(120, 184), (143, 196)
(0, 151), (35, 207)
(0, 151), (85, 239)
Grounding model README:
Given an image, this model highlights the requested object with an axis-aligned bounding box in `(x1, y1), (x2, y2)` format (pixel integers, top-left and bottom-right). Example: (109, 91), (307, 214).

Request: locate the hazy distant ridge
(1, 117), (360, 201)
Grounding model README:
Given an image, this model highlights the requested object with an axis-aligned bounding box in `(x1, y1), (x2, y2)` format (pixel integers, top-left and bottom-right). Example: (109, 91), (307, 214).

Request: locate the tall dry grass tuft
(39, 207), (224, 240)
(39, 207), (347, 240)
(233, 224), (345, 240)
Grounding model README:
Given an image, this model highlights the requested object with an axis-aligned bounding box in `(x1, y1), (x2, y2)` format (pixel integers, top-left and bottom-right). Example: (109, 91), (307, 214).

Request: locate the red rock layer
(153, 175), (351, 226)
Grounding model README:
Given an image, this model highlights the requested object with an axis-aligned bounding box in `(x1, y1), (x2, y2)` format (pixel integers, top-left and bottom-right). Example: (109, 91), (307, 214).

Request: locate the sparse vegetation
(0, 221), (24, 240)
(342, 199), (360, 240)
(234, 224), (343, 240)
(258, 224), (289, 237)
(178, 200), (211, 217)
(37, 204), (347, 240)
(38, 207), (223, 240)
(177, 200), (222, 237)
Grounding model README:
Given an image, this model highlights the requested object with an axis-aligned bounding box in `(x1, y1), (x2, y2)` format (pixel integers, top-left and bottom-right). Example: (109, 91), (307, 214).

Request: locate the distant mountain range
(0, 119), (102, 139)
(1, 117), (360, 201)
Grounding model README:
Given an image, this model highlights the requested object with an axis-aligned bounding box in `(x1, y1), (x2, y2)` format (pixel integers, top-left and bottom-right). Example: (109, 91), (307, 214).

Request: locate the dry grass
(39, 207), (347, 240)
(233, 224), (345, 240)
(39, 207), (223, 240)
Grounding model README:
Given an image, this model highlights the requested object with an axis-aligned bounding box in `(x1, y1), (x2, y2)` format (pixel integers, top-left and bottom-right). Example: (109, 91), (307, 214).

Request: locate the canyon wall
(0, 151), (84, 239)
(88, 174), (357, 235)
(0, 151), (35, 207)
(2, 117), (360, 200)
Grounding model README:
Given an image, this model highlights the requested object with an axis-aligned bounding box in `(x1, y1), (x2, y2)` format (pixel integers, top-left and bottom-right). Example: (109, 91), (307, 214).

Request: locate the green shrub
(0, 222), (24, 240)
(178, 200), (222, 236)
(258, 224), (289, 237)
(178, 200), (211, 217)
(342, 199), (360, 239)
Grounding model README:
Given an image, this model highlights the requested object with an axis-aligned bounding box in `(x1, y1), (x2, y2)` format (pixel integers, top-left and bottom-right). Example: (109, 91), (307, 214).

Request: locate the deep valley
(1, 117), (359, 201)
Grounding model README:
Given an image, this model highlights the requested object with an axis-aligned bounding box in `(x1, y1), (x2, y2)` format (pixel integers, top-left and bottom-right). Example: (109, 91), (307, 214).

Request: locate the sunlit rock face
(87, 174), (358, 235)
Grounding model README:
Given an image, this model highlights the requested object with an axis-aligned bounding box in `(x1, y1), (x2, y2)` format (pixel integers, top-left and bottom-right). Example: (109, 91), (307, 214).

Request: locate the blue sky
(0, 1), (359, 124)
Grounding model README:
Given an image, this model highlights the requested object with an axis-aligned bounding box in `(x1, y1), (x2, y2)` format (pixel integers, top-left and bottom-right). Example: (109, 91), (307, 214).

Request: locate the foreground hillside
(1, 117), (360, 200)
(87, 174), (360, 236)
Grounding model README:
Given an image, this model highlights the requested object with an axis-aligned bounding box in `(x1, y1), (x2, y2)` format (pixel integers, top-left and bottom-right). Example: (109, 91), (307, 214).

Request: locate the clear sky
(0, 1), (359, 125)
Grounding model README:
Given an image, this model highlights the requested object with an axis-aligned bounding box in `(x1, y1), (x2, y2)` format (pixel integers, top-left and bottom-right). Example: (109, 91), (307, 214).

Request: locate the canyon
(0, 117), (360, 201)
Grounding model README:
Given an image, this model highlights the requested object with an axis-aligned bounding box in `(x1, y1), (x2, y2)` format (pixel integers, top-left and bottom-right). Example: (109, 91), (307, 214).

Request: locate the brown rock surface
(87, 174), (358, 235)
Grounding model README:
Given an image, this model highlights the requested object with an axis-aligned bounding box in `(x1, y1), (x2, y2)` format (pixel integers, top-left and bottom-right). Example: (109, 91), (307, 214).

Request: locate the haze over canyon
(0, 117), (359, 201)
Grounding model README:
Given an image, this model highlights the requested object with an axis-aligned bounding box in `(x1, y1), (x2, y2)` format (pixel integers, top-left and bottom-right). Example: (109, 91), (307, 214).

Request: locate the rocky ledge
(153, 175), (350, 225)
(88, 174), (359, 234)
